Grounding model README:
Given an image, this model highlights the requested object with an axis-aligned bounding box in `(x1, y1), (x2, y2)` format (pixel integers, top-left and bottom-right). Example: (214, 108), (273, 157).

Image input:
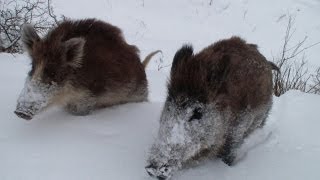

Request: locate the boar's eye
(189, 107), (203, 122)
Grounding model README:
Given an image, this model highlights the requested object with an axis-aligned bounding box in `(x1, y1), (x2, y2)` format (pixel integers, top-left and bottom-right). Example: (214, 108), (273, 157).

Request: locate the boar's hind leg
(244, 104), (272, 138)
(65, 98), (96, 116)
(244, 112), (269, 138)
(258, 105), (272, 128)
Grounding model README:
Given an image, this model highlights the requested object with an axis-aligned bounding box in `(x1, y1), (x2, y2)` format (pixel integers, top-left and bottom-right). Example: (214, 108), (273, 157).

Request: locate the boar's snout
(14, 109), (33, 120)
(14, 102), (36, 120)
(145, 164), (173, 180)
(14, 77), (58, 120)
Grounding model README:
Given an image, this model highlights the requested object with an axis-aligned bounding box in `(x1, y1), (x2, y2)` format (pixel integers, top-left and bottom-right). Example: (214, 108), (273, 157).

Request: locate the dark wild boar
(146, 37), (279, 179)
(14, 19), (160, 120)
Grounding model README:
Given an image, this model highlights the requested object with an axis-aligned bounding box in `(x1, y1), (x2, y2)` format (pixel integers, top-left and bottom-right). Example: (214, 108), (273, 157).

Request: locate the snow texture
(1, 53), (320, 180)
(1, 0), (320, 179)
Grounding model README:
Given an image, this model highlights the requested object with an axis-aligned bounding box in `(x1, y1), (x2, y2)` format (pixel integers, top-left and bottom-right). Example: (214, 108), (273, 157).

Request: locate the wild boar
(14, 19), (160, 120)
(146, 37), (278, 179)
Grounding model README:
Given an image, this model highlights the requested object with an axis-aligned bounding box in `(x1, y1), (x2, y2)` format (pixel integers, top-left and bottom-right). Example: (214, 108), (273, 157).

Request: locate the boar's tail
(142, 50), (162, 68)
(269, 61), (280, 73)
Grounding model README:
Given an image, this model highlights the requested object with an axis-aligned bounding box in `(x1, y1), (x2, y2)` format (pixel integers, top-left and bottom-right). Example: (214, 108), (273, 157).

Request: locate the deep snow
(1, 0), (320, 179)
(1, 54), (320, 180)
(52, 0), (320, 69)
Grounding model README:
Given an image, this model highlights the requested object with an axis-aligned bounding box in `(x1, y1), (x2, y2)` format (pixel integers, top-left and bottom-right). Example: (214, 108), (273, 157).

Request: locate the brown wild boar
(146, 37), (279, 179)
(14, 19), (160, 120)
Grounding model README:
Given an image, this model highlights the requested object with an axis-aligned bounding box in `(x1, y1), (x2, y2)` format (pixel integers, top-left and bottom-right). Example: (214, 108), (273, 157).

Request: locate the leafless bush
(308, 68), (320, 94)
(0, 0), (62, 53)
(0, 38), (4, 52)
(272, 15), (320, 96)
(155, 52), (171, 71)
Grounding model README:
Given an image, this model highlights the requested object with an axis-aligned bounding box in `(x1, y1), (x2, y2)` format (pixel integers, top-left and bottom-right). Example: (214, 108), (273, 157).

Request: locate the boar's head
(146, 45), (230, 179)
(14, 24), (86, 120)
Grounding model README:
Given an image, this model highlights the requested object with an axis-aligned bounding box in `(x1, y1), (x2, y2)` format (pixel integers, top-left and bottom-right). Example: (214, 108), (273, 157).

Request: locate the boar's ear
(171, 44), (193, 75)
(21, 24), (40, 54)
(64, 37), (86, 68)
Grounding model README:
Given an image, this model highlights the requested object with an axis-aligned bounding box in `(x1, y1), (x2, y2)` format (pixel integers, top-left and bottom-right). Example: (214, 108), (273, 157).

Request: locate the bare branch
(272, 14), (320, 96)
(47, 0), (59, 24)
(0, 0), (62, 53)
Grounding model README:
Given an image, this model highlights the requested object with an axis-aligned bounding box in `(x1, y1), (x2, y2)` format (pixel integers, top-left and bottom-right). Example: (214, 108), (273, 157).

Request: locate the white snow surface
(52, 0), (320, 70)
(1, 0), (320, 179)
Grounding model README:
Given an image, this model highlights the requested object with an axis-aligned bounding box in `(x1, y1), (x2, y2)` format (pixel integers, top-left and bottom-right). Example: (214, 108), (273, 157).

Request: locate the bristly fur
(168, 36), (274, 111)
(64, 37), (86, 68)
(16, 19), (153, 120)
(147, 36), (275, 179)
(22, 18), (147, 95)
(168, 45), (209, 103)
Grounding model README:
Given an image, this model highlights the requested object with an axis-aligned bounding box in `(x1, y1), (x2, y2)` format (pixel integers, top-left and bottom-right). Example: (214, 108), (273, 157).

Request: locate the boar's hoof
(14, 110), (33, 120)
(221, 154), (236, 166)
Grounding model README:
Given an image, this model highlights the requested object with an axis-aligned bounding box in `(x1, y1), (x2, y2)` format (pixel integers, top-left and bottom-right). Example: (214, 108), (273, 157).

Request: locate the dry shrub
(0, 0), (63, 53)
(272, 15), (320, 96)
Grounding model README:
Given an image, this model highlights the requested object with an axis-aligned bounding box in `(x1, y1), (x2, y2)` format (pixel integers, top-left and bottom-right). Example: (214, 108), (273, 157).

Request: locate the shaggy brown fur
(27, 19), (147, 95)
(146, 37), (278, 179)
(16, 19), (158, 119)
(169, 37), (275, 112)
(169, 36), (276, 165)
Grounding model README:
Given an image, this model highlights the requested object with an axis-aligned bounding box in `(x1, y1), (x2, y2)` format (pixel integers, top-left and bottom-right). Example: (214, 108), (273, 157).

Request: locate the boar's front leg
(219, 113), (255, 166)
(65, 98), (96, 116)
(219, 135), (243, 166)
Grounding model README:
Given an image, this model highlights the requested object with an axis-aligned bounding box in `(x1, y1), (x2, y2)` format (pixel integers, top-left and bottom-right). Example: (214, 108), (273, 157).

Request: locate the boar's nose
(146, 164), (157, 177)
(145, 164), (171, 180)
(14, 110), (33, 120)
(156, 175), (168, 180)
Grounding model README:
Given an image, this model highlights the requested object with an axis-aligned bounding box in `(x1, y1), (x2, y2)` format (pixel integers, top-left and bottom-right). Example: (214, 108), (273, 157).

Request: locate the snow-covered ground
(1, 0), (320, 179)
(1, 55), (320, 180)
(53, 0), (320, 69)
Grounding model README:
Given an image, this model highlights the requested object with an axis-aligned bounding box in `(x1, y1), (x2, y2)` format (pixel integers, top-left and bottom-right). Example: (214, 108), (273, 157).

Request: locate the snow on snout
(15, 77), (57, 119)
(18, 78), (47, 103)
(169, 121), (190, 145)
